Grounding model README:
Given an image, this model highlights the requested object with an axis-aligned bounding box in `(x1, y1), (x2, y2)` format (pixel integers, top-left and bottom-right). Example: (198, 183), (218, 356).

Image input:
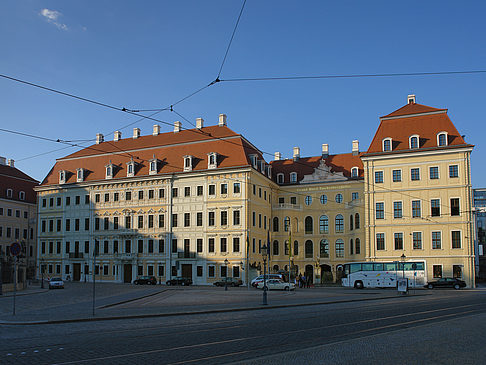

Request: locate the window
(409, 135), (419, 149)
(233, 183), (240, 194)
(172, 188), (178, 198)
(393, 201), (403, 218)
(233, 237), (240, 252)
(293, 241), (299, 256)
(433, 265), (442, 278)
(304, 216), (313, 234)
(125, 240), (131, 253)
(208, 211), (215, 226)
(432, 231), (442, 249)
(376, 202), (384, 219)
(208, 238), (215, 253)
(159, 188), (165, 199)
(221, 184), (228, 195)
(349, 215), (353, 230)
(453, 265), (462, 279)
(184, 187), (190, 197)
(208, 185), (215, 196)
(85, 195), (90, 204)
(126, 162), (135, 177)
(277, 173), (284, 184)
(221, 211), (228, 226)
(411, 168), (420, 181)
(320, 194), (327, 204)
(449, 165), (458, 178)
(125, 216), (131, 229)
(392, 170), (402, 182)
(375, 171), (384, 183)
(429, 166), (439, 179)
(412, 200), (421, 218)
(355, 238), (361, 254)
(305, 196), (312, 205)
(196, 239), (203, 253)
(335, 194), (343, 203)
(172, 214), (178, 227)
(320, 239), (329, 257)
(394, 233), (403, 250)
(208, 152), (218, 169)
(125, 191), (132, 201)
(450, 198), (460, 216)
(197, 212), (203, 226)
(233, 210), (240, 225)
(355, 213), (360, 229)
(208, 266), (215, 277)
(376, 233), (385, 250)
(290, 196), (297, 205)
(437, 132), (447, 147)
(452, 231), (461, 249)
(431, 199), (440, 217)
(290, 172), (297, 183)
(172, 239), (177, 253)
(352, 192), (359, 201)
(95, 194), (101, 203)
(350, 239), (354, 255)
(284, 217), (290, 232)
(412, 232), (422, 249)
(305, 240), (313, 258)
(184, 213), (190, 227)
(383, 138), (392, 152)
(158, 214), (165, 228)
(335, 214), (344, 233)
(351, 167), (359, 178)
(158, 239), (164, 253)
(138, 216), (144, 229)
(183, 156), (192, 171)
(148, 215), (154, 228)
(319, 215), (329, 234)
(335, 240), (344, 258)
(273, 217), (279, 232)
(220, 238), (227, 252)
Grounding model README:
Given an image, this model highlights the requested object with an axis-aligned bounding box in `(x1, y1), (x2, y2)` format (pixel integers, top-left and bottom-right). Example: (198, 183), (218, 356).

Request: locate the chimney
(293, 147), (300, 161)
(0, 156), (6, 165)
(133, 128), (141, 139)
(7, 159), (14, 167)
(174, 121), (181, 133)
(96, 133), (104, 144)
(322, 144), (329, 159)
(352, 140), (359, 156)
(114, 131), (122, 141)
(153, 124), (160, 136)
(407, 94), (416, 104)
(274, 152), (282, 161)
(218, 114), (227, 127)
(196, 118), (204, 129)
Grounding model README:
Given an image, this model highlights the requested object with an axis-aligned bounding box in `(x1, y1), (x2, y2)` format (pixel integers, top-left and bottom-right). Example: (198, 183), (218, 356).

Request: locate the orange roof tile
(381, 103), (446, 118)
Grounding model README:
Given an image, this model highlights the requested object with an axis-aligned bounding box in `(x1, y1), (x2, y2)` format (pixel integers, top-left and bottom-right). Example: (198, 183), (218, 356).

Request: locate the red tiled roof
(40, 125), (265, 186)
(367, 103), (471, 155)
(0, 164), (39, 204)
(270, 153), (364, 184)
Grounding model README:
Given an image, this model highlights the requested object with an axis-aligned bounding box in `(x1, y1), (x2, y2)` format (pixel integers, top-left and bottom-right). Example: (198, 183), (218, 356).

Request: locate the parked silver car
(48, 277), (64, 289)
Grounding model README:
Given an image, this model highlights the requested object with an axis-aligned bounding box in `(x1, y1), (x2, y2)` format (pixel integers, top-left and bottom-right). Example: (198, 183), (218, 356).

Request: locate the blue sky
(1, 1), (485, 185)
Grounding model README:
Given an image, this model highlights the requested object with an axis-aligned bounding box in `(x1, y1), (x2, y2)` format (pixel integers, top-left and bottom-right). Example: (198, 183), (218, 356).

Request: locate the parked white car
(251, 274), (284, 287)
(48, 277), (64, 289)
(257, 279), (295, 291)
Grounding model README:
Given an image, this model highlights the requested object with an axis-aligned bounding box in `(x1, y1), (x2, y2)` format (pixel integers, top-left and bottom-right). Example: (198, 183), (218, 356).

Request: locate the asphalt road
(1, 289), (485, 364)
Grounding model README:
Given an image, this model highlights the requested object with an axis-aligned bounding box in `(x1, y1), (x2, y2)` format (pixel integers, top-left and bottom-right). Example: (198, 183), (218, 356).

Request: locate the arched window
(335, 239), (344, 258)
(355, 213), (360, 229)
(320, 239), (329, 257)
(273, 240), (279, 256)
(335, 214), (344, 233)
(351, 167), (359, 178)
(319, 215), (329, 234)
(305, 216), (313, 234)
(290, 172), (297, 183)
(305, 240), (313, 258)
(355, 238), (361, 254)
(273, 264), (279, 272)
(273, 217), (279, 232)
(409, 135), (419, 149)
(383, 138), (392, 152)
(284, 217), (290, 232)
(437, 132), (448, 147)
(277, 173), (284, 184)
(284, 240), (289, 255)
(349, 215), (354, 230)
(294, 240), (299, 256)
(350, 239), (354, 255)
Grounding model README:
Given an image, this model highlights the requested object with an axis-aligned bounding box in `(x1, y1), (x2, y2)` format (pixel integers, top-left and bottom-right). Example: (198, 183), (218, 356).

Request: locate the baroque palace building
(35, 95), (476, 287)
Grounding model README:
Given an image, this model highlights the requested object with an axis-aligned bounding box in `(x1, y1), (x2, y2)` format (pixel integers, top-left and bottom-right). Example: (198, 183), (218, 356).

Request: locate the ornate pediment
(122, 208), (135, 215)
(300, 160), (347, 183)
(158, 207), (166, 213)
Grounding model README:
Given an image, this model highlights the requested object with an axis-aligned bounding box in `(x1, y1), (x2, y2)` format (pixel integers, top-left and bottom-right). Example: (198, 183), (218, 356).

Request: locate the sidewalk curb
(0, 293), (427, 326)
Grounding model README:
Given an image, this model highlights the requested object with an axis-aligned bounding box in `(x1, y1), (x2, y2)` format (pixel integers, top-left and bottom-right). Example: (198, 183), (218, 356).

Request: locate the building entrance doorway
(124, 264), (132, 283)
(320, 264), (333, 283)
(181, 264), (192, 279)
(73, 263), (81, 281)
(305, 265), (314, 285)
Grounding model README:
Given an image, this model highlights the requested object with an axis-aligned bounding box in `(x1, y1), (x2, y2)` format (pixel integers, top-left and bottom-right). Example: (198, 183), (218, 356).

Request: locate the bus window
(373, 263), (384, 271)
(362, 263), (373, 271)
(350, 263), (361, 273)
(414, 262), (424, 270)
(384, 263), (396, 271)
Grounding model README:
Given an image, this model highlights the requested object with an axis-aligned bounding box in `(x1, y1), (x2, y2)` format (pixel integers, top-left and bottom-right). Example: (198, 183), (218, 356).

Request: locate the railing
(69, 253), (84, 259)
(178, 252), (196, 259)
(273, 203), (302, 210)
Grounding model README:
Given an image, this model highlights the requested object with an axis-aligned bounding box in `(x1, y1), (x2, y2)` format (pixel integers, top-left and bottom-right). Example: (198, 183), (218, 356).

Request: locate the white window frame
(429, 166), (440, 180)
(392, 169), (402, 183)
(437, 131), (448, 147)
(126, 161), (135, 177)
(183, 155), (193, 172)
(59, 170), (66, 184)
(208, 152), (218, 169)
(412, 231), (423, 250)
(410, 167), (420, 181)
(393, 200), (403, 219)
(19, 191), (25, 200)
(105, 163), (113, 179)
(375, 201), (385, 220)
(374, 170), (384, 183)
(409, 134), (419, 149)
(432, 230), (442, 250)
(277, 173), (284, 184)
(76, 168), (84, 182)
(376, 232), (385, 251)
(290, 172), (297, 183)
(351, 167), (359, 178)
(394, 232), (404, 250)
(382, 137), (392, 152)
(451, 229), (462, 249)
(448, 164), (459, 178)
(149, 158), (159, 175)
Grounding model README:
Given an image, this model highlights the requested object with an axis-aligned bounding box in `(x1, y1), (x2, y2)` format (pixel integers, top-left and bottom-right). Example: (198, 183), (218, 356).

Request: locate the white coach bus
(341, 261), (426, 289)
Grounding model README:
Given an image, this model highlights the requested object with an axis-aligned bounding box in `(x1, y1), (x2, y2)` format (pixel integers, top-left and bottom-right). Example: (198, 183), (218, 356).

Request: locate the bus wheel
(354, 281), (364, 289)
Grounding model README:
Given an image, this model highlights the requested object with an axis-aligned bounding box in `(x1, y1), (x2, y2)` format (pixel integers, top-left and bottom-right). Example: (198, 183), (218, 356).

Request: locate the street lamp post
(224, 259), (229, 291)
(40, 259), (44, 289)
(401, 253), (406, 279)
(262, 244), (268, 305)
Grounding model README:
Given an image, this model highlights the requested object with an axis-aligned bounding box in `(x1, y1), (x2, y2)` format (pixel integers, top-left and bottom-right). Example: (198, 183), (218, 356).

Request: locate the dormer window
(260, 161), (266, 174)
(149, 155), (159, 175)
(290, 172), (297, 183)
(183, 155), (193, 172)
(249, 154), (257, 168)
(19, 191), (25, 200)
(409, 135), (419, 149)
(126, 159), (135, 177)
(382, 138), (392, 152)
(267, 165), (272, 179)
(59, 170), (66, 184)
(76, 168), (85, 182)
(208, 152), (218, 169)
(351, 167), (359, 178)
(105, 161), (114, 179)
(277, 173), (284, 184)
(6, 188), (13, 198)
(437, 132), (448, 147)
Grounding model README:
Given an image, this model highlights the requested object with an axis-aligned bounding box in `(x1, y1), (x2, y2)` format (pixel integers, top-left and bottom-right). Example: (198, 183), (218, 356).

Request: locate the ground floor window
(65, 265), (70, 274)
(433, 265), (442, 278)
(148, 265), (154, 276)
(197, 266), (203, 277)
(453, 265), (462, 278)
(56, 265), (61, 274)
(158, 265), (164, 277)
(220, 265), (227, 278)
(103, 265), (109, 275)
(233, 266), (240, 278)
(138, 265), (143, 276)
(171, 266), (177, 277)
(208, 265), (215, 277)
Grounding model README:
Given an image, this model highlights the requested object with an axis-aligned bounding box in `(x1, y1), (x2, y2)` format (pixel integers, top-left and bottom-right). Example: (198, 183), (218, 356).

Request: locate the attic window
(183, 155), (193, 172)
(19, 191), (25, 201)
(382, 138), (392, 152)
(59, 170), (66, 184)
(351, 167), (359, 178)
(277, 173), (284, 184)
(6, 188), (13, 198)
(76, 168), (84, 182)
(437, 132), (448, 147)
(126, 160), (135, 177)
(105, 161), (114, 179)
(409, 135), (419, 149)
(267, 165), (272, 179)
(290, 172), (297, 183)
(249, 155), (257, 168)
(208, 152), (218, 169)
(149, 156), (159, 175)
